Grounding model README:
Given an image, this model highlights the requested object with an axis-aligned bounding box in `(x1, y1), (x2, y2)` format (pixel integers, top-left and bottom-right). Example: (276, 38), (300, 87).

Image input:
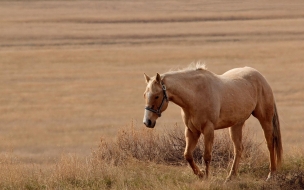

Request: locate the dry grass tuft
(93, 122), (268, 174)
(1, 122), (304, 189)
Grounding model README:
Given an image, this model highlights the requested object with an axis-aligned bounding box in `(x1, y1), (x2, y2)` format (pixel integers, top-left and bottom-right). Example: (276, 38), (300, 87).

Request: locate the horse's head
(143, 73), (169, 128)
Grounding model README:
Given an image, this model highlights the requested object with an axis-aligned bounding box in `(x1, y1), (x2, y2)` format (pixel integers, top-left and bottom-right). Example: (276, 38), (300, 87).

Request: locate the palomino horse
(143, 64), (282, 181)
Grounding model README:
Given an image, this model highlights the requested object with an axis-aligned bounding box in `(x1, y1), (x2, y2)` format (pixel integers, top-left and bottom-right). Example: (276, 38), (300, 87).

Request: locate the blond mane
(186, 62), (207, 71)
(166, 62), (207, 74)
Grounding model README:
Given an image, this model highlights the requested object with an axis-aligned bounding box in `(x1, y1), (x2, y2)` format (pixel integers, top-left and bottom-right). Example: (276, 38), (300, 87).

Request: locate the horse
(142, 64), (282, 181)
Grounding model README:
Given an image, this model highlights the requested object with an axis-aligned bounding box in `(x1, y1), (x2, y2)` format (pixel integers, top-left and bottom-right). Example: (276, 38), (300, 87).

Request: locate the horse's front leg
(202, 123), (214, 178)
(184, 127), (203, 178)
(226, 122), (244, 182)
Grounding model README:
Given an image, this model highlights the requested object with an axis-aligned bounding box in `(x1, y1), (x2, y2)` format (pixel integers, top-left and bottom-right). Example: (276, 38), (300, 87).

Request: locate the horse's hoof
(198, 172), (204, 179)
(224, 177), (231, 183)
(266, 172), (276, 181)
(225, 174), (238, 183)
(266, 175), (272, 181)
(196, 170), (205, 179)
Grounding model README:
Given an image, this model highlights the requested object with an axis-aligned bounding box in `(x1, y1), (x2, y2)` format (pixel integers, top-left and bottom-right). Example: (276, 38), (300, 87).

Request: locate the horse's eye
(155, 96), (159, 100)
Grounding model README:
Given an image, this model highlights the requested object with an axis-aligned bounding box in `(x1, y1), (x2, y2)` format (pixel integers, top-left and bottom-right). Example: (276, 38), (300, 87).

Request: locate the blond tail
(272, 103), (283, 167)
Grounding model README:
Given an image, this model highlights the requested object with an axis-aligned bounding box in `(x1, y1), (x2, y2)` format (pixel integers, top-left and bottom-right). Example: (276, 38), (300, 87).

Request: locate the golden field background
(0, 0), (304, 189)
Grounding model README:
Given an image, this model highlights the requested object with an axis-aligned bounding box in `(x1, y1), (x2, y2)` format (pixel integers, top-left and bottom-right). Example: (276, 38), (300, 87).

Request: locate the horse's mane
(184, 62), (207, 71)
(166, 62), (207, 74)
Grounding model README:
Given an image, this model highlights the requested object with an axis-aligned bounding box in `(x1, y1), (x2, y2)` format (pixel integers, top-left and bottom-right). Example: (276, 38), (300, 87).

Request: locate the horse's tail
(273, 102), (283, 167)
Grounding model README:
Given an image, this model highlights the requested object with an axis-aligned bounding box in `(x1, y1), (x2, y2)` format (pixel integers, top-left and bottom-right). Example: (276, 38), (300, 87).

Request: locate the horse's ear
(156, 73), (161, 83)
(144, 73), (150, 83)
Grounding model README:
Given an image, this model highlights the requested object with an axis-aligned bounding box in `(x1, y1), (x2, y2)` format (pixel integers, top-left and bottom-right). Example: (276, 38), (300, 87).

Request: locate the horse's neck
(164, 71), (203, 110)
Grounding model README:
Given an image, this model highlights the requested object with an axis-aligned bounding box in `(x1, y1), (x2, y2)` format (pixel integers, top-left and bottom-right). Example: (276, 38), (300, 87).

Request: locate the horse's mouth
(144, 120), (156, 128)
(145, 125), (155, 128)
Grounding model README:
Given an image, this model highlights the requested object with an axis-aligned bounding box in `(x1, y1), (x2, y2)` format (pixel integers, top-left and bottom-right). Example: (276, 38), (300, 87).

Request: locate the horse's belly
(215, 96), (256, 129)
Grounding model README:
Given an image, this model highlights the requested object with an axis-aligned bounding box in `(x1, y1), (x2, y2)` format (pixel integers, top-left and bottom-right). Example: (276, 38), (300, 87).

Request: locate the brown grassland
(1, 0), (304, 189)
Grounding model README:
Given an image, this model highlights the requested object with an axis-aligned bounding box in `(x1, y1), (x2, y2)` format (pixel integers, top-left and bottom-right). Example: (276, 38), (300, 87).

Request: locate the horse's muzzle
(143, 119), (156, 128)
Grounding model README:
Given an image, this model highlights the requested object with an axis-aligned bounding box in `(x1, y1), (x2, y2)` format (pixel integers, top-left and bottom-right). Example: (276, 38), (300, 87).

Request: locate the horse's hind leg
(226, 122), (244, 181)
(184, 127), (203, 178)
(253, 107), (276, 180)
(260, 119), (277, 181)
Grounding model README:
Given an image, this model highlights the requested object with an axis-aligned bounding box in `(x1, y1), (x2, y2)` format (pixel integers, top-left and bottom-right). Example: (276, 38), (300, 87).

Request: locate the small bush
(94, 122), (267, 173)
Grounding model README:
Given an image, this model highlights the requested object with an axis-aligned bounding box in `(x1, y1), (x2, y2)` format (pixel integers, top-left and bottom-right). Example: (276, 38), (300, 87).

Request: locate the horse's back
(222, 66), (261, 81)
(222, 66), (272, 91)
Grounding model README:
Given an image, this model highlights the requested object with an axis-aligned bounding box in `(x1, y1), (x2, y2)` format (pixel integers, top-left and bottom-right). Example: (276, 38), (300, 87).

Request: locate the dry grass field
(1, 0), (304, 189)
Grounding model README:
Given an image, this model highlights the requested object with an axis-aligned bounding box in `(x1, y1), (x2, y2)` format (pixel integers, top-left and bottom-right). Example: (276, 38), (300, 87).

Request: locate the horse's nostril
(144, 119), (155, 128)
(147, 119), (152, 126)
